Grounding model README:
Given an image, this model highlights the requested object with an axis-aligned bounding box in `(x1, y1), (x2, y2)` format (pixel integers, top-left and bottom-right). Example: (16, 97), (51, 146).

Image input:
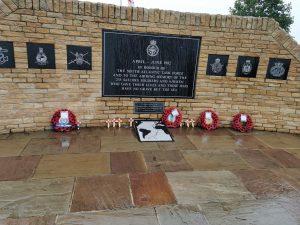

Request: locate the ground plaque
(102, 30), (201, 98)
(134, 102), (164, 114)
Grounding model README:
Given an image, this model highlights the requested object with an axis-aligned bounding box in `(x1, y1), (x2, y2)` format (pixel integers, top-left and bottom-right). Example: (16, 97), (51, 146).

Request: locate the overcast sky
(86, 0), (299, 43)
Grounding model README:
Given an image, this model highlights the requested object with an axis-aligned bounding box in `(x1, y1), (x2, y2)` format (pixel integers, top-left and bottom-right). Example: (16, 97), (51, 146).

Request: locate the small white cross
(185, 119), (190, 127)
(128, 118), (134, 127)
(117, 118), (122, 128)
(111, 118), (116, 128)
(190, 119), (195, 128)
(105, 119), (111, 128)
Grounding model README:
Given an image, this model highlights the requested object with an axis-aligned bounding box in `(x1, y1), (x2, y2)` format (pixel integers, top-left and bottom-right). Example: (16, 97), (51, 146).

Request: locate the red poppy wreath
(161, 107), (182, 128)
(50, 109), (79, 132)
(232, 113), (254, 132)
(198, 110), (219, 130)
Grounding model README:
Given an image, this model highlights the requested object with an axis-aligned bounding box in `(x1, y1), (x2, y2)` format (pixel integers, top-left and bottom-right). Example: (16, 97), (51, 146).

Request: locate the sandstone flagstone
(157, 136), (197, 151)
(0, 139), (30, 157)
(56, 207), (159, 225)
(232, 169), (297, 199)
(232, 136), (268, 150)
(67, 135), (101, 153)
(255, 133), (300, 149)
(111, 151), (147, 174)
(143, 150), (192, 172)
(130, 171), (176, 207)
(21, 138), (70, 155)
(0, 156), (41, 181)
(71, 174), (133, 212)
(0, 215), (56, 225)
(182, 151), (249, 170)
(101, 136), (159, 152)
(187, 135), (238, 151)
(262, 149), (300, 168)
(283, 149), (300, 159)
(202, 200), (299, 225)
(34, 153), (110, 178)
(0, 178), (74, 219)
(235, 149), (281, 169)
(155, 205), (209, 225)
(166, 171), (254, 204)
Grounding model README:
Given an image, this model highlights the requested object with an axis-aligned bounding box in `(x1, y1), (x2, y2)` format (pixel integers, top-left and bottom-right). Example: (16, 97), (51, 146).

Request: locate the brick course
(0, 0), (299, 134)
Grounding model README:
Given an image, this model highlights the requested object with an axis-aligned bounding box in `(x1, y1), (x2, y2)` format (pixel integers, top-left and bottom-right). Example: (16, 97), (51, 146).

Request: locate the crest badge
(68, 51), (90, 66)
(35, 47), (48, 66)
(0, 46), (9, 65)
(147, 40), (159, 57)
(210, 58), (223, 73)
(270, 62), (285, 77)
(242, 60), (252, 75)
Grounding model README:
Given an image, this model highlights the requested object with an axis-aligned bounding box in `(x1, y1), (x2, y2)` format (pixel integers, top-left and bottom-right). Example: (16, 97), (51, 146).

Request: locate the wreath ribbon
(51, 109), (78, 132)
(161, 107), (182, 128)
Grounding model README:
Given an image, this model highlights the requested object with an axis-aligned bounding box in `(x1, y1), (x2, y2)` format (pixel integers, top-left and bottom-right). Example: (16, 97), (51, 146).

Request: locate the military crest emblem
(0, 41), (15, 68)
(35, 47), (48, 66)
(211, 58), (223, 73)
(0, 47), (9, 65)
(147, 40), (159, 57)
(270, 62), (285, 77)
(242, 60), (252, 75)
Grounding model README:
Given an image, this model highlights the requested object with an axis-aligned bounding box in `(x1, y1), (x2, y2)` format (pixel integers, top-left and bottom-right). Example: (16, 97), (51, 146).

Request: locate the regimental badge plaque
(0, 41), (15, 68)
(206, 54), (229, 76)
(266, 58), (291, 80)
(102, 30), (201, 98)
(236, 56), (260, 78)
(27, 43), (56, 69)
(67, 45), (92, 70)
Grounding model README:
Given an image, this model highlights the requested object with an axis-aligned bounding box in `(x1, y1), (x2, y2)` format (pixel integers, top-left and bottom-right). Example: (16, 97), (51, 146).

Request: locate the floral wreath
(161, 107), (182, 128)
(198, 109), (219, 130)
(51, 109), (79, 132)
(232, 113), (254, 132)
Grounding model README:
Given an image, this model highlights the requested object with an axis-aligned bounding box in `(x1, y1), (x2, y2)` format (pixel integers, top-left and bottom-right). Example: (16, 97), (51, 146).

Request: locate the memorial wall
(0, 0), (299, 134)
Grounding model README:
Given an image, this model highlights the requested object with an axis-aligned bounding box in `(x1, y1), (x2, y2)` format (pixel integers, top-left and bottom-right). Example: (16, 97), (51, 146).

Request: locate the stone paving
(0, 127), (299, 224)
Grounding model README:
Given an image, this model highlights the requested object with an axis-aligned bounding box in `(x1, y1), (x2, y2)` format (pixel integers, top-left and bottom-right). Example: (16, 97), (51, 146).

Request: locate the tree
(230, 0), (294, 32)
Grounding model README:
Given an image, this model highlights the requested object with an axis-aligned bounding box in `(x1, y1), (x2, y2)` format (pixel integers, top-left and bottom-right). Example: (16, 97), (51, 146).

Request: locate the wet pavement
(0, 127), (299, 224)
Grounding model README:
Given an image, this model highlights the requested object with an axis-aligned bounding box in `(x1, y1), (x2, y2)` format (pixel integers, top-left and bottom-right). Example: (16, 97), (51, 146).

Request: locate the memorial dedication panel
(102, 30), (201, 98)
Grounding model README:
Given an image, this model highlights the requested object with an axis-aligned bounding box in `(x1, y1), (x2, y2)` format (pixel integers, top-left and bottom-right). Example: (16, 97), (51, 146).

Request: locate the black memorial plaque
(206, 54), (229, 76)
(102, 30), (201, 98)
(134, 102), (164, 114)
(67, 45), (92, 70)
(236, 56), (260, 78)
(27, 43), (56, 69)
(0, 41), (15, 68)
(266, 58), (291, 80)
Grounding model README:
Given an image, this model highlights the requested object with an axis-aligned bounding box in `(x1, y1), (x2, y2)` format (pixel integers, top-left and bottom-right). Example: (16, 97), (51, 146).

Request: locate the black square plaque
(206, 54), (229, 76)
(0, 41), (15, 68)
(236, 56), (259, 78)
(134, 102), (164, 114)
(67, 45), (92, 70)
(266, 58), (291, 80)
(27, 43), (56, 69)
(102, 30), (201, 98)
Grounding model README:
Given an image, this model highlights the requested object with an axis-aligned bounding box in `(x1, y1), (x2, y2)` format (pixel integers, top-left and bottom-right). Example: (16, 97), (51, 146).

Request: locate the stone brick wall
(0, 0), (300, 134)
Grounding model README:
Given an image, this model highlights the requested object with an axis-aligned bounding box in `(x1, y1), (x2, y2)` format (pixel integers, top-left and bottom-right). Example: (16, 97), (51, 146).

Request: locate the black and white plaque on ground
(206, 54), (229, 76)
(236, 56), (260, 78)
(102, 30), (201, 98)
(0, 41), (15, 68)
(266, 58), (291, 80)
(67, 45), (92, 70)
(27, 43), (56, 69)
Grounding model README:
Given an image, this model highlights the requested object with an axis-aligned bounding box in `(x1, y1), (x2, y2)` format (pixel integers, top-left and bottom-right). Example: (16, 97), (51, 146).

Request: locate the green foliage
(230, 0), (294, 32)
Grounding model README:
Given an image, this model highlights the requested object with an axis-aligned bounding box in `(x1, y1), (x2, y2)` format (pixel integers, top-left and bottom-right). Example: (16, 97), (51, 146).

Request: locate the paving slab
(182, 151), (249, 170)
(143, 150), (192, 172)
(34, 153), (110, 179)
(0, 215), (56, 225)
(0, 156), (41, 181)
(56, 207), (159, 225)
(166, 171), (254, 204)
(155, 205), (209, 225)
(21, 138), (69, 155)
(262, 149), (300, 168)
(111, 151), (147, 174)
(235, 149), (281, 169)
(67, 135), (101, 153)
(187, 135), (238, 151)
(71, 174), (133, 212)
(271, 168), (300, 191)
(157, 136), (197, 151)
(284, 149), (300, 159)
(275, 195), (300, 224)
(130, 171), (176, 207)
(232, 136), (268, 150)
(232, 169), (297, 199)
(0, 139), (30, 157)
(202, 199), (299, 225)
(255, 133), (300, 149)
(75, 127), (115, 137)
(101, 136), (159, 152)
(0, 178), (74, 219)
